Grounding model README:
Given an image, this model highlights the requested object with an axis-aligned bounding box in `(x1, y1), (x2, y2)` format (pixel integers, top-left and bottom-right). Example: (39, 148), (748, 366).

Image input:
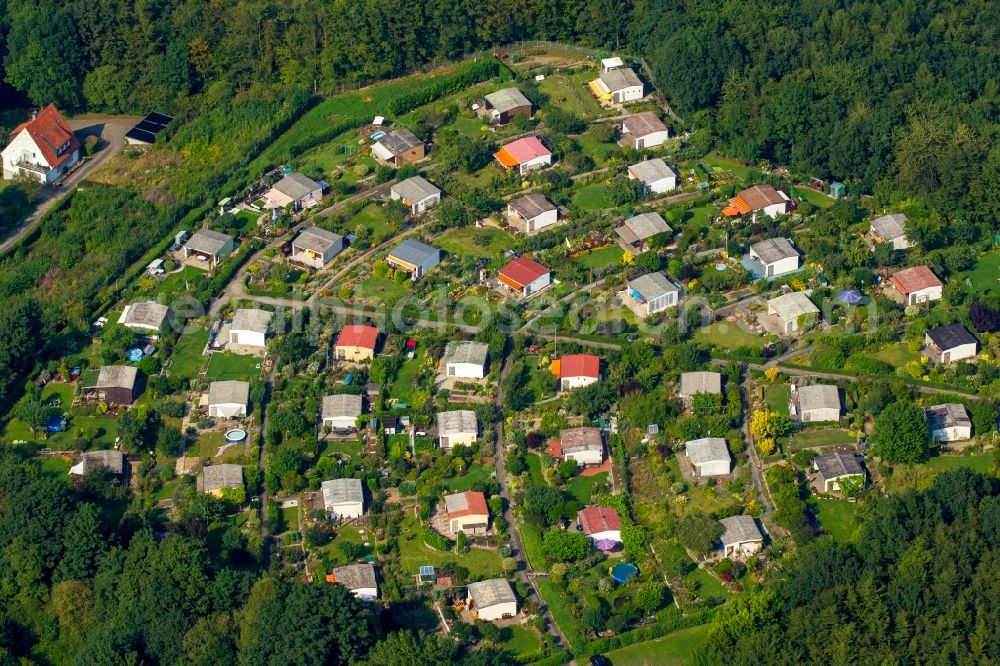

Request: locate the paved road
(490, 340), (571, 654)
(0, 115), (138, 256)
(257, 358), (277, 569)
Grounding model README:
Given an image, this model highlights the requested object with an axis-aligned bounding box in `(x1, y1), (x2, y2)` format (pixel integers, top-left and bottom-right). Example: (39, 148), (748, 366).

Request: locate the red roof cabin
(498, 257), (551, 298)
(889, 266), (943, 306)
(558, 354), (601, 391)
(334, 324), (380, 361)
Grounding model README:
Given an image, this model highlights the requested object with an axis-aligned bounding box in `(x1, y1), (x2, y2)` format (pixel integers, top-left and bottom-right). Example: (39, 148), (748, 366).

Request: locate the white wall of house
(229, 329), (267, 348)
(208, 403), (247, 419)
(450, 514), (489, 534)
(440, 431), (477, 449)
(644, 290), (679, 315)
(628, 130), (669, 150)
(753, 254), (800, 278)
(446, 362), (485, 379)
(612, 85), (644, 102)
(475, 601), (518, 622)
(931, 424), (973, 442)
(761, 202), (789, 218)
(586, 528), (622, 543)
(561, 375), (598, 390)
(323, 416), (358, 431)
(511, 207), (558, 232)
(1, 131), (78, 184)
(565, 449), (604, 466)
(391, 191), (440, 214)
(519, 273), (551, 297)
(724, 539), (763, 558)
(694, 459), (731, 476)
(518, 154), (552, 175)
(802, 407), (841, 423)
(925, 337), (977, 363)
(351, 586), (378, 602)
(327, 501), (364, 520)
(907, 285), (943, 305)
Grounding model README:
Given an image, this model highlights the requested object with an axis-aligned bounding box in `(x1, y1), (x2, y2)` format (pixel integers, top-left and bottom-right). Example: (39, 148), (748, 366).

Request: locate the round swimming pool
(224, 429), (247, 444)
(127, 348), (143, 362)
(611, 563), (639, 584)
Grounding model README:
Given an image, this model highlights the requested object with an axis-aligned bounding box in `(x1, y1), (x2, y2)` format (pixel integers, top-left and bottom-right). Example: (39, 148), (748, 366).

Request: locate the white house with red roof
(334, 324), (379, 361)
(558, 354), (601, 391)
(889, 266), (943, 306)
(578, 506), (622, 544)
(493, 137), (552, 175)
(498, 256), (551, 298)
(2, 105), (81, 184)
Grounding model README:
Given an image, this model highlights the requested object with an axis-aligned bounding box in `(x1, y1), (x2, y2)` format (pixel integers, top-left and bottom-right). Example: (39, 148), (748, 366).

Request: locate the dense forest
(4, 0), (1000, 219)
(695, 468), (1000, 664)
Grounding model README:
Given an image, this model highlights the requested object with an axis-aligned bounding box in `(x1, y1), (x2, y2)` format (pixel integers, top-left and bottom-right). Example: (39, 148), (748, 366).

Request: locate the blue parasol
(836, 290), (863, 305)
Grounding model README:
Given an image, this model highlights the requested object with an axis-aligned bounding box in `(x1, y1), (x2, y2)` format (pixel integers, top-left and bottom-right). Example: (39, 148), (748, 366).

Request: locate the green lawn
(519, 521), (547, 571)
(436, 227), (516, 258)
(45, 416), (122, 448)
(571, 184), (613, 211)
(500, 625), (542, 657)
(964, 251), (1000, 293)
(794, 186), (836, 208)
(296, 132), (378, 184)
(170, 329), (209, 379)
(537, 73), (604, 119)
(693, 321), (773, 351)
(566, 472), (607, 504)
(679, 206), (715, 229)
(204, 353), (261, 381)
(185, 430), (226, 458)
(452, 114), (491, 139)
(37, 456), (73, 477)
(349, 203), (397, 246)
(397, 518), (502, 578)
(700, 152), (753, 181)
(813, 497), (859, 542)
(603, 623), (711, 666)
(926, 452), (994, 475)
(873, 343), (921, 368)
(42, 382), (75, 408)
(573, 133), (617, 166)
(389, 351), (423, 404)
(526, 452), (548, 487)
(536, 578), (587, 650)
(281, 506), (300, 533)
(233, 209), (262, 231)
(154, 266), (209, 299)
(887, 453), (995, 494)
(684, 566), (732, 601)
(354, 275), (409, 306)
(441, 463), (493, 492)
(786, 428), (854, 452)
(574, 244), (623, 269)
(763, 383), (791, 418)
(321, 439), (363, 460)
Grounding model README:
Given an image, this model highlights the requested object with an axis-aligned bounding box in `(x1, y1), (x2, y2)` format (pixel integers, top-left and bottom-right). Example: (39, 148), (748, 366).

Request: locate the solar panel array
(125, 112), (174, 144)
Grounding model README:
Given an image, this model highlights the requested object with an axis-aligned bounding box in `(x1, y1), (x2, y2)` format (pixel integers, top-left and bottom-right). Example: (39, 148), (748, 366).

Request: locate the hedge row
(582, 609), (716, 656)
(520, 651), (572, 666)
(385, 57), (502, 115)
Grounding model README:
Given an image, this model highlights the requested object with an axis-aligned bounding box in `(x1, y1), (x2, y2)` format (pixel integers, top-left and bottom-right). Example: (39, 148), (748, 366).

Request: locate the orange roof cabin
(723, 184), (790, 219)
(493, 137), (553, 175)
(2, 105), (81, 184)
(334, 324), (379, 361)
(497, 257), (551, 298)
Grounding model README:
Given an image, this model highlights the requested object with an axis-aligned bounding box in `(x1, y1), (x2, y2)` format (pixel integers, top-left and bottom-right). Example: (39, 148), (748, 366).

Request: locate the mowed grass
(966, 251), (1000, 293)
(566, 472), (607, 503)
(700, 152), (753, 181)
(170, 329), (209, 379)
(441, 463), (493, 492)
(348, 203), (396, 246)
(693, 321), (773, 351)
(436, 227), (515, 258)
(519, 521), (547, 571)
(873, 343), (921, 368)
(397, 517), (502, 578)
(786, 428), (854, 452)
(204, 353), (261, 381)
(388, 351), (423, 404)
(572, 183), (613, 211)
(813, 497), (860, 541)
(794, 186), (836, 208)
(763, 383), (791, 418)
(574, 245), (623, 269)
(154, 265), (209, 298)
(500, 625), (542, 657)
(603, 623), (711, 666)
(537, 73), (604, 119)
(354, 275), (409, 306)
